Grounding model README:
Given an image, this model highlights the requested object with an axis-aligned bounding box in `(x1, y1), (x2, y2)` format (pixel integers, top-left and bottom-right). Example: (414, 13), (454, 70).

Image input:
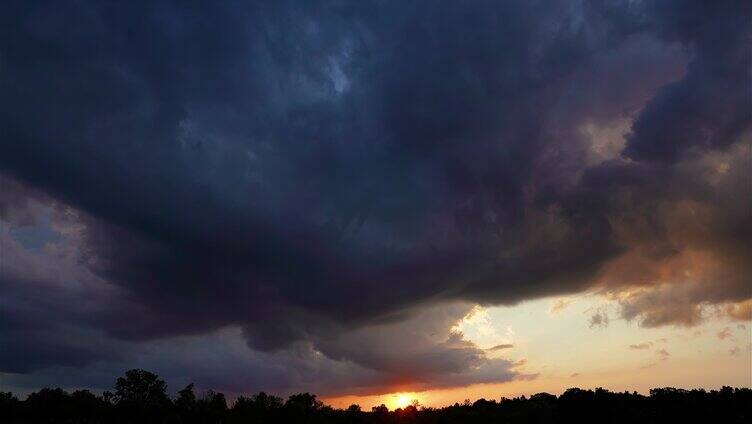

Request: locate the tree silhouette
(347, 404), (362, 413)
(176, 383), (197, 410)
(0, 370), (750, 423)
(0, 392), (19, 422)
(285, 392), (323, 412)
(114, 369), (169, 407)
(197, 389), (227, 420)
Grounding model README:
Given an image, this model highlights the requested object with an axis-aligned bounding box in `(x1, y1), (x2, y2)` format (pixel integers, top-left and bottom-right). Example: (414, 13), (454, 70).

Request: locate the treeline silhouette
(0, 369), (750, 423)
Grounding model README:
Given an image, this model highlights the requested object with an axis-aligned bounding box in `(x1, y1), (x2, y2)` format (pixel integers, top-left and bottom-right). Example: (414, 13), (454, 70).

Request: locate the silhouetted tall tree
(176, 383), (197, 409)
(113, 369), (170, 422)
(114, 369), (170, 407)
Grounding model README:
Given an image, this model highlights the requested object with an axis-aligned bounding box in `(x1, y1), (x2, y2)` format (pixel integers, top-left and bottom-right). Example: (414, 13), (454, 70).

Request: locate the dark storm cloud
(625, 0), (752, 162)
(0, 0), (750, 395)
(1, 0), (598, 343)
(0, 177), (130, 372)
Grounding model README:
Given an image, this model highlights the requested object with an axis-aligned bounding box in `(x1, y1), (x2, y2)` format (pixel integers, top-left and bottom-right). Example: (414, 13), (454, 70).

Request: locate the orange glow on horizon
(322, 296), (751, 411)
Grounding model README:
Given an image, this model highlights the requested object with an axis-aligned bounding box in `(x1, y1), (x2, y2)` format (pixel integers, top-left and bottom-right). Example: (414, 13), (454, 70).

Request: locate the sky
(0, 0), (750, 408)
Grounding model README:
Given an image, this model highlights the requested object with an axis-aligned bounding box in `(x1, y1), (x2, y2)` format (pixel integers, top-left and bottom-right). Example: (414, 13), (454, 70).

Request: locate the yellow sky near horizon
(323, 294), (752, 409)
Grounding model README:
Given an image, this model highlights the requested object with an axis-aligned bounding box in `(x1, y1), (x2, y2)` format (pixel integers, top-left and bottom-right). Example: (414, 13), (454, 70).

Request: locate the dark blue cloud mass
(0, 0), (750, 396)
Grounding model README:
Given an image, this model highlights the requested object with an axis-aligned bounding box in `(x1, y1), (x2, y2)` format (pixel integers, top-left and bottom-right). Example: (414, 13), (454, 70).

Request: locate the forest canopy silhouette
(1, 369), (750, 423)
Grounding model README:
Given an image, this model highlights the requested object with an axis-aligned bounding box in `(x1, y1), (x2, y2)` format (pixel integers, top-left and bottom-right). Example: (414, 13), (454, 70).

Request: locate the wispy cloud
(549, 298), (575, 315)
(588, 308), (610, 329)
(656, 349), (670, 361)
(487, 344), (514, 351)
(629, 342), (653, 350)
(717, 327), (734, 341)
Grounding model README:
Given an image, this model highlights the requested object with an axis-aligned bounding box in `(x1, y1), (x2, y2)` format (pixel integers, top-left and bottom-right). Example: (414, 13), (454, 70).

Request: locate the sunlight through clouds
(451, 306), (512, 350)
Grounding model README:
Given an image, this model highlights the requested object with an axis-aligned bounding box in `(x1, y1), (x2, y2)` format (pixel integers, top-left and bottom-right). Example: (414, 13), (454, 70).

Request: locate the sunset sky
(1, 0), (750, 409)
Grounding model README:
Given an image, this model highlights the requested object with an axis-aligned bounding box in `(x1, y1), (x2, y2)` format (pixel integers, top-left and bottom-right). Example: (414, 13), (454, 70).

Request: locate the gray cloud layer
(1, 0), (750, 395)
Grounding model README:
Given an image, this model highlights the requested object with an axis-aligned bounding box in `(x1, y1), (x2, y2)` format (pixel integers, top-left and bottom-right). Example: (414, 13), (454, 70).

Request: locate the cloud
(723, 301), (752, 322)
(629, 342), (653, 350)
(487, 344), (514, 352)
(549, 298), (575, 315)
(1, 306), (530, 397)
(512, 359), (527, 368)
(629, 338), (669, 350)
(588, 308), (610, 329)
(624, 1), (751, 163)
(656, 349), (670, 360)
(0, 0), (750, 395)
(716, 327), (734, 341)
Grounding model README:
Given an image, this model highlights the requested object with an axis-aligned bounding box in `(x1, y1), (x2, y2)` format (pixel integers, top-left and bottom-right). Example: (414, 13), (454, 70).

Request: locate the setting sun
(388, 393), (418, 410)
